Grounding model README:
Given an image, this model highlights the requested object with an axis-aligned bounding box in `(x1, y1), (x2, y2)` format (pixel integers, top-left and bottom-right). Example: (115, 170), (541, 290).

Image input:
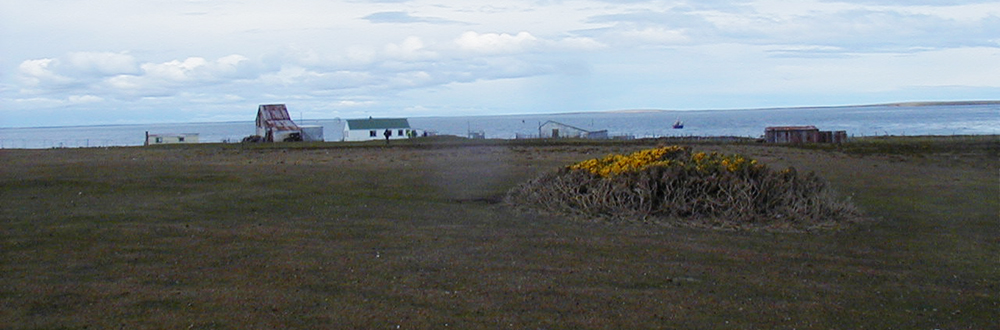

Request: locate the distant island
(599, 100), (999, 114)
(876, 100), (1000, 107)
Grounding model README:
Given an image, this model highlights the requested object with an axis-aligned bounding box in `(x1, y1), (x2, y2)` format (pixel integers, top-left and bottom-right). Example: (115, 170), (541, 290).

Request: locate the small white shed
(145, 132), (199, 145)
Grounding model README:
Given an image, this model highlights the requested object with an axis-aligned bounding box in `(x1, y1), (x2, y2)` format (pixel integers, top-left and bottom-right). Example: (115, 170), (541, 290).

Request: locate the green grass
(1, 137), (997, 329)
(797, 135), (1000, 161)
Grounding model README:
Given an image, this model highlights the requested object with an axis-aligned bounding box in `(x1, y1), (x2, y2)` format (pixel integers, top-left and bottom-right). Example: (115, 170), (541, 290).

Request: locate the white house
(145, 132), (199, 145)
(343, 118), (413, 142)
(539, 120), (608, 139)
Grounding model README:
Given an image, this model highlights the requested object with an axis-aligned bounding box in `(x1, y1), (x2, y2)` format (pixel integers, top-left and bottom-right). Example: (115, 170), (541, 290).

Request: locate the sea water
(1, 104), (997, 149)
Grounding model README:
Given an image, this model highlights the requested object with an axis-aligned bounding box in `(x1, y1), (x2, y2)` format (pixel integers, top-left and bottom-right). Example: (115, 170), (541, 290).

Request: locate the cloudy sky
(2, 0), (998, 127)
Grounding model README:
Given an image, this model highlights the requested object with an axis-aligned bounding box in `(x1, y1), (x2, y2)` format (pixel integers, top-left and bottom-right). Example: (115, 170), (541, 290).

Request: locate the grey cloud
(745, 10), (1000, 52)
(64, 52), (140, 76)
(577, 9), (717, 46)
(16, 53), (261, 101)
(14, 38), (563, 111)
(295, 55), (555, 96)
(582, 5), (1000, 55)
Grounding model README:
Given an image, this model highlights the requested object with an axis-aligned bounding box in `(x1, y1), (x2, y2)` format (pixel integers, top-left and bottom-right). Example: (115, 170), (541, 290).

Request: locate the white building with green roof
(343, 118), (414, 142)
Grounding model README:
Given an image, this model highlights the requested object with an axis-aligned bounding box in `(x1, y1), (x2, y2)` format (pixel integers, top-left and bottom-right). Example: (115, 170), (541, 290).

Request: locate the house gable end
(257, 104), (300, 132)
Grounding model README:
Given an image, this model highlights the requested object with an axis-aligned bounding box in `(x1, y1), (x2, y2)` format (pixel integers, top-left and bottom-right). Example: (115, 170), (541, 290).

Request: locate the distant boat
(672, 120), (684, 129)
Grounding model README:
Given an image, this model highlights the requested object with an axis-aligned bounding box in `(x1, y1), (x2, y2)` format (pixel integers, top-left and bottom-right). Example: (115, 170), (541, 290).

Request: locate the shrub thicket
(506, 146), (860, 231)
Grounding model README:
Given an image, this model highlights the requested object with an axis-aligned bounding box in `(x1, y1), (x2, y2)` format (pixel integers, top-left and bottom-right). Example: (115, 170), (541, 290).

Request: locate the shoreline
(3, 100), (997, 130)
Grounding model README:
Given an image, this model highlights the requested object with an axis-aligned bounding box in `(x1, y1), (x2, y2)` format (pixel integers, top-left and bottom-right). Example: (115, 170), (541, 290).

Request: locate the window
(398, 129), (404, 136)
(370, 130), (377, 137)
(155, 137), (163, 143)
(178, 137), (185, 142)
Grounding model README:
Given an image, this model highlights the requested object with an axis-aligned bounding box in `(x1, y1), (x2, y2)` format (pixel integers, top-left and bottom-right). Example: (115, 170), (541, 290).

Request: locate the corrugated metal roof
(765, 126), (818, 131)
(346, 118), (410, 130)
(258, 104), (300, 131)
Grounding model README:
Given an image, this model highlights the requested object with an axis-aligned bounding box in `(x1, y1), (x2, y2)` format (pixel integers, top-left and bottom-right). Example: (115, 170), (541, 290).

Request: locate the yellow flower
(568, 146), (762, 178)
(569, 146), (687, 177)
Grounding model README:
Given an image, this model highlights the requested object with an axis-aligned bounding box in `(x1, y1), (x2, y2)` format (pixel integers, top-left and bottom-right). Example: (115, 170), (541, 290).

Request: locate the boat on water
(672, 120), (684, 129)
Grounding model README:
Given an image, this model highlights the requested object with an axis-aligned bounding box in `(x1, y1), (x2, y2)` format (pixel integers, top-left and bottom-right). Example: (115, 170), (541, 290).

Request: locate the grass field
(1, 136), (997, 329)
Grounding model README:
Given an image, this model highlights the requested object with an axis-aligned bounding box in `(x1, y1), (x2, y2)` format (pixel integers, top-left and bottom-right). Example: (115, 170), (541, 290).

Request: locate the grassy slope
(1, 136), (997, 329)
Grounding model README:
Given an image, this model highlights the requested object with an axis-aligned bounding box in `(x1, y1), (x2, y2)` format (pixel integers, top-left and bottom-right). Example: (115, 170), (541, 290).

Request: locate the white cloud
(217, 54), (250, 68)
(389, 71), (433, 87)
(384, 37), (437, 61)
(16, 53), (256, 100)
(10, 94), (105, 110)
(694, 45), (1000, 94)
(455, 31), (540, 54)
(619, 27), (690, 45)
(551, 37), (606, 50)
(103, 75), (143, 90)
(11, 97), (65, 109)
(100, 55), (257, 97)
(344, 46), (380, 66)
(260, 66), (325, 86)
(67, 94), (104, 104)
(17, 58), (73, 87)
(333, 100), (376, 108)
(583, 1), (1000, 53)
(65, 52), (139, 75)
(451, 31), (602, 54)
(135, 55), (253, 82)
(362, 11), (466, 25)
(141, 57), (210, 81)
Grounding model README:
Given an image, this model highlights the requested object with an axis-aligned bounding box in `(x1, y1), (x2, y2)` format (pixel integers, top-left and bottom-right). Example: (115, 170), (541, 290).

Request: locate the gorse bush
(568, 145), (761, 177)
(506, 146), (860, 231)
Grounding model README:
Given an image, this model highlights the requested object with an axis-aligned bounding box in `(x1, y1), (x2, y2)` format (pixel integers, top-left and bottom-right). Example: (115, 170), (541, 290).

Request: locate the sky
(2, 0), (999, 127)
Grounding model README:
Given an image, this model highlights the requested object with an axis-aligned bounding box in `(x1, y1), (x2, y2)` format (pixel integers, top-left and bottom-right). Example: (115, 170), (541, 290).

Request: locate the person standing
(383, 129), (391, 145)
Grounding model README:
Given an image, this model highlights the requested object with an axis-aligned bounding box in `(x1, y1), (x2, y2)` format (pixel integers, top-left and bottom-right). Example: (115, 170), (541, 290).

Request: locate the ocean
(1, 104), (997, 149)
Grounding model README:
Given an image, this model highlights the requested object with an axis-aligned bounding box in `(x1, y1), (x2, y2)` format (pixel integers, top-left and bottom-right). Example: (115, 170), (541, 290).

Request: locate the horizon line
(3, 100), (997, 130)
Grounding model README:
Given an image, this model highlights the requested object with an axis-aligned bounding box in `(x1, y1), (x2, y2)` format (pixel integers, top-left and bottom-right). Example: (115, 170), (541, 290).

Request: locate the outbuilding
(765, 126), (847, 144)
(539, 120), (608, 139)
(299, 125), (324, 142)
(818, 130), (849, 144)
(257, 104), (327, 142)
(256, 104), (301, 142)
(343, 118), (413, 142)
(145, 132), (199, 145)
(765, 126), (820, 143)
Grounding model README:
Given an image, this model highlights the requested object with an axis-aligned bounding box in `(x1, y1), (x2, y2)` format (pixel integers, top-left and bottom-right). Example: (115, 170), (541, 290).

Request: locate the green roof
(346, 118), (411, 130)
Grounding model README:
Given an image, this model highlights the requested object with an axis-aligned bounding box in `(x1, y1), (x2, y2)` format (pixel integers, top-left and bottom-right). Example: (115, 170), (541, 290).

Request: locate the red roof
(257, 104), (300, 131)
